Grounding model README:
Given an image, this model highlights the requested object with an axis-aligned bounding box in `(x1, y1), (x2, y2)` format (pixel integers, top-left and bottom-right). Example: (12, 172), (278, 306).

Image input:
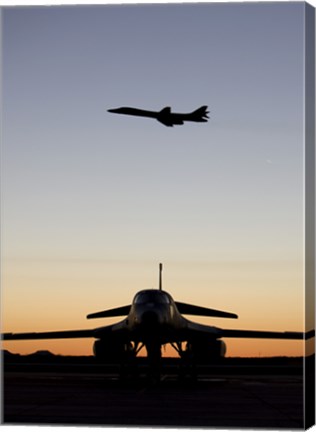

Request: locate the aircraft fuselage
(108, 106), (209, 127)
(126, 289), (185, 344)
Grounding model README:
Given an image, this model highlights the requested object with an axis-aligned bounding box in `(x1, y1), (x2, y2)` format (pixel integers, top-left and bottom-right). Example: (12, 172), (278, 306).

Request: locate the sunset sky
(1, 2), (312, 357)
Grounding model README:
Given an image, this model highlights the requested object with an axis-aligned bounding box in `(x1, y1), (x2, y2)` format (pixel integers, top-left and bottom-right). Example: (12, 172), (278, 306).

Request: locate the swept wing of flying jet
(2, 264), (314, 378)
(108, 105), (209, 127)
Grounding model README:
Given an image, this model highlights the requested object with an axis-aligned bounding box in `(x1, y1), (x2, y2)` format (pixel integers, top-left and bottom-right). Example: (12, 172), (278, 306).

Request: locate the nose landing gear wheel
(145, 342), (161, 383)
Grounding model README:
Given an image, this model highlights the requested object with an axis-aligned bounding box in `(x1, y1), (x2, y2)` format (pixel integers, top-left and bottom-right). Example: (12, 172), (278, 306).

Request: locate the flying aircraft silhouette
(2, 264), (314, 379)
(108, 105), (209, 127)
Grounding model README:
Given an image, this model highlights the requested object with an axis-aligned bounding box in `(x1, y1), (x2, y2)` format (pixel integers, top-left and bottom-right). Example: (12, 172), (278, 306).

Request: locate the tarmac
(2, 364), (306, 429)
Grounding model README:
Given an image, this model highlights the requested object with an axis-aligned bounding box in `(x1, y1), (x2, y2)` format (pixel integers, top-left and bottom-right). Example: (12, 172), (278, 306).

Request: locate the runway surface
(3, 367), (305, 428)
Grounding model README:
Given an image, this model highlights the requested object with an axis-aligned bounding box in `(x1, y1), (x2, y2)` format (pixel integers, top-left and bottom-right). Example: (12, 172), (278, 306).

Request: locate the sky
(1, 1), (313, 357)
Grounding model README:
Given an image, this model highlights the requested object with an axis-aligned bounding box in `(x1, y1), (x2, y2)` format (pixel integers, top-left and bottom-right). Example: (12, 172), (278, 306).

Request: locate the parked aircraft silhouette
(2, 264), (314, 379)
(108, 105), (209, 127)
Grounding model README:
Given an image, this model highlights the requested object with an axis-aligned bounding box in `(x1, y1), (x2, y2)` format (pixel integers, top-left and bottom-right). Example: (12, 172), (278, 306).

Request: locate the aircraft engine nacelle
(186, 339), (226, 363)
(93, 339), (135, 363)
(215, 340), (226, 357)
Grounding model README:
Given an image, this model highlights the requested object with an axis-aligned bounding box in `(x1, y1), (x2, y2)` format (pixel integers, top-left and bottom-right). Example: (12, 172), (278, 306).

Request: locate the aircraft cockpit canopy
(134, 290), (171, 305)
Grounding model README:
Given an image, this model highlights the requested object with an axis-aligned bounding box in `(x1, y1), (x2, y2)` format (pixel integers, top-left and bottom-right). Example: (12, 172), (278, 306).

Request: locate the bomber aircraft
(2, 264), (314, 379)
(108, 105), (209, 127)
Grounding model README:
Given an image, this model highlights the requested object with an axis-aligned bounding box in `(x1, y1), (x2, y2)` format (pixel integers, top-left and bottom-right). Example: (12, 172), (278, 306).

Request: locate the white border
(0, 0), (315, 8)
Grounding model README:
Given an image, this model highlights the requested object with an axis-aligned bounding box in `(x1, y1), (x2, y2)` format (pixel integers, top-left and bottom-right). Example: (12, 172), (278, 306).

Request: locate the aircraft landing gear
(171, 342), (197, 381)
(145, 341), (161, 383)
(119, 341), (143, 381)
(180, 344), (197, 381)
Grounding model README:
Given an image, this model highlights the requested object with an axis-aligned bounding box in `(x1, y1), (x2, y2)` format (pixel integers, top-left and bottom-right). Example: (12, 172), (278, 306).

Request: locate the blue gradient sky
(2, 2), (309, 356)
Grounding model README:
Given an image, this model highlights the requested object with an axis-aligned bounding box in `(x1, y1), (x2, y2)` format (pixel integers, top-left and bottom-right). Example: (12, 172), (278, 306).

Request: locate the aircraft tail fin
(191, 105), (209, 121)
(159, 263), (163, 290)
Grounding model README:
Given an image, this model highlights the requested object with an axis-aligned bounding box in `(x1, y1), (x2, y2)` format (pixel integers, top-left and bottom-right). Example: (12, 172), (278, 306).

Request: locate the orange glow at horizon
(1, 338), (311, 358)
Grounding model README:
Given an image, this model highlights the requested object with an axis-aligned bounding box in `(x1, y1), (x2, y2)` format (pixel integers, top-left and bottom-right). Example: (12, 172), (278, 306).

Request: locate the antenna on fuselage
(159, 263), (163, 291)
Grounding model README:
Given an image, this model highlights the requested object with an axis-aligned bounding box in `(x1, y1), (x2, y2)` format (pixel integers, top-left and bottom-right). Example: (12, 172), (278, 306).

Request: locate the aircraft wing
(183, 320), (315, 341)
(2, 329), (96, 340)
(176, 302), (238, 319)
(87, 305), (131, 319)
(2, 321), (129, 341)
(183, 319), (223, 338)
(218, 328), (315, 340)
